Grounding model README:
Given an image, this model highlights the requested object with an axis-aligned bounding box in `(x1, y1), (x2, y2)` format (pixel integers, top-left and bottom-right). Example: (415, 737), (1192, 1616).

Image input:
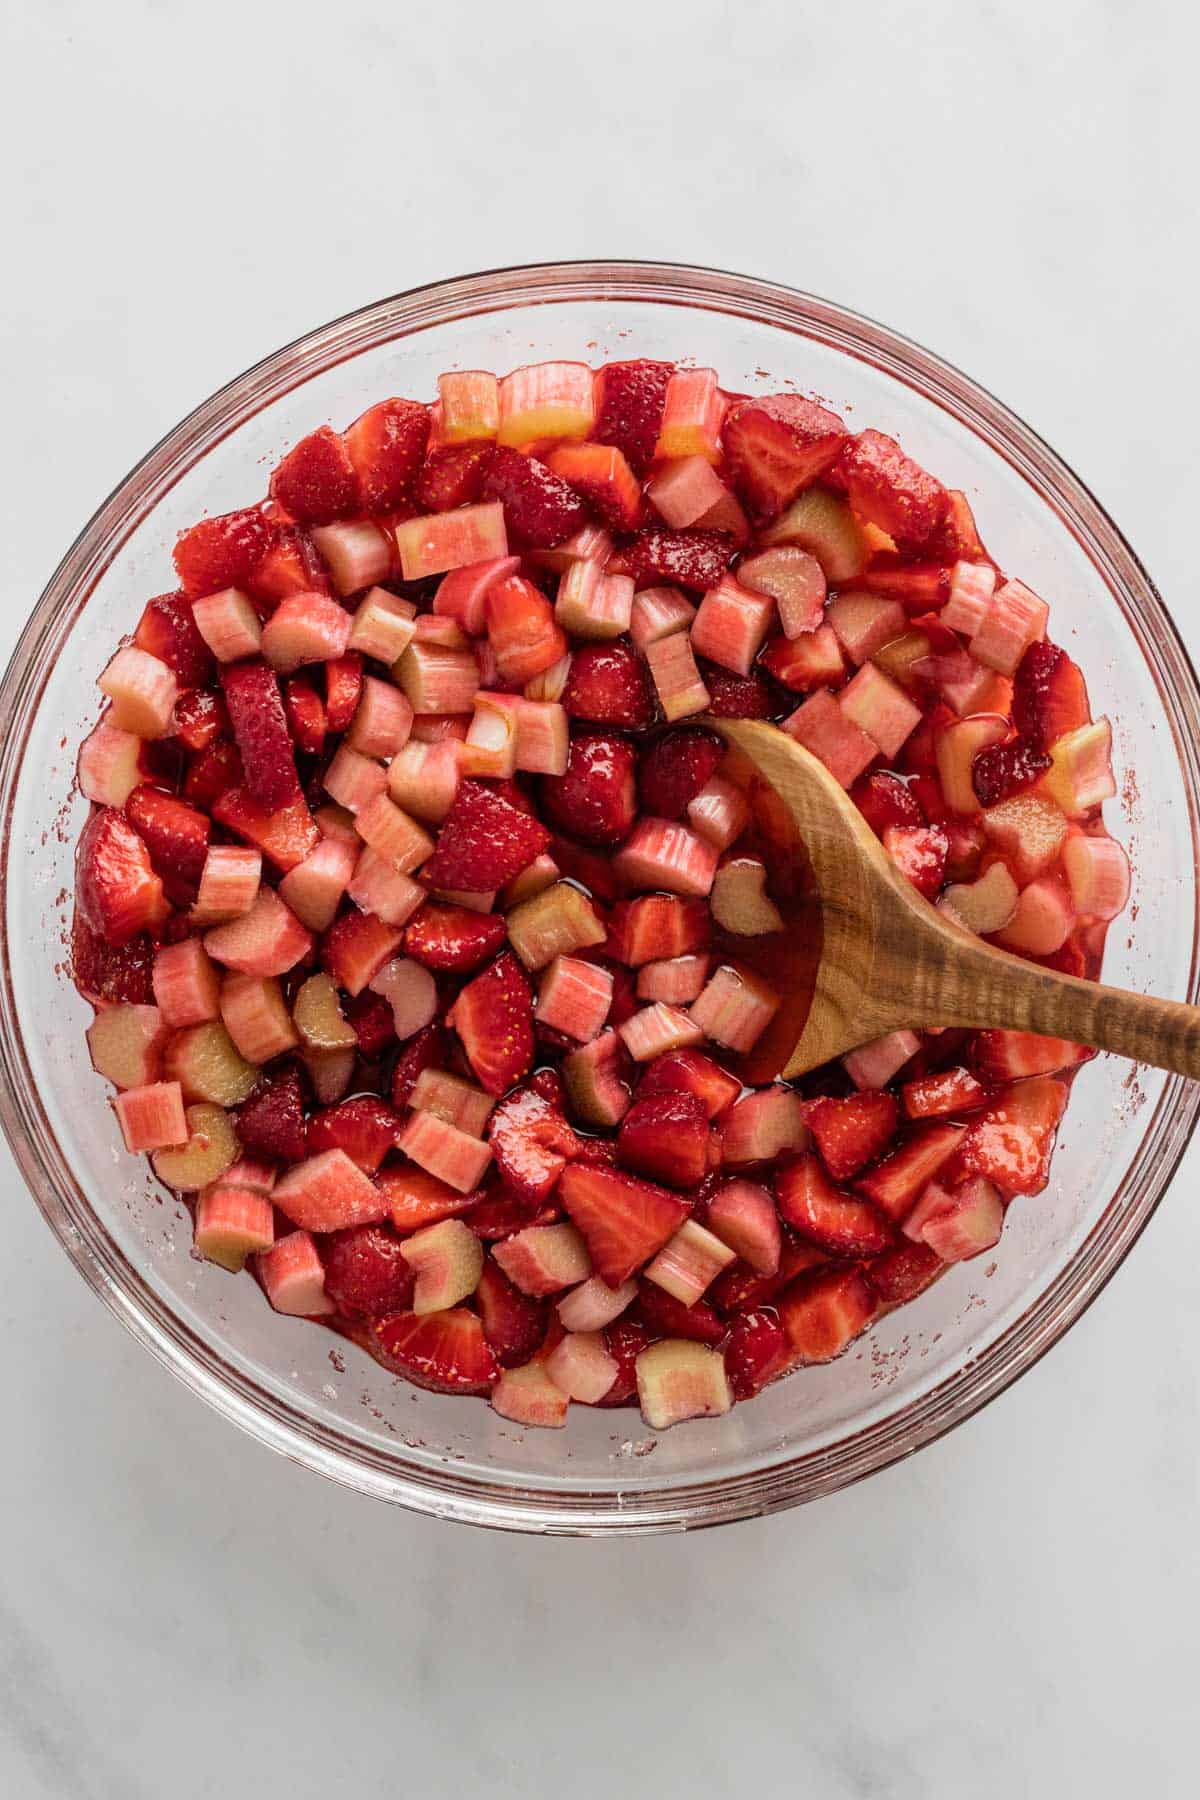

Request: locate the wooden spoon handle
(924, 935), (1200, 1079)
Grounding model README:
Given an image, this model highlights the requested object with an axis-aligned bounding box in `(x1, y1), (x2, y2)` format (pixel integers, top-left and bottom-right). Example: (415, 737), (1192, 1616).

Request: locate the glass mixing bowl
(2, 261), (1197, 1534)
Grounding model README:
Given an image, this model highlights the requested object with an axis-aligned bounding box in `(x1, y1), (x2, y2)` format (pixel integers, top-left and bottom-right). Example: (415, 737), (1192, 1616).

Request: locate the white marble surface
(2, 2), (1198, 1793)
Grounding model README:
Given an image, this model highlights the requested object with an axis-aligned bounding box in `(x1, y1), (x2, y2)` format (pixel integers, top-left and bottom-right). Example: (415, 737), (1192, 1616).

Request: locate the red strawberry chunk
(775, 1152), (894, 1255)
(856, 1122), (964, 1220)
(475, 1256), (548, 1367)
(482, 446), (589, 548)
(592, 360), (674, 474)
(448, 952), (535, 1096)
(321, 909), (404, 996)
(971, 737), (1051, 807)
(135, 592), (215, 686)
(488, 1081), (579, 1201)
(971, 1030), (1091, 1082)
(902, 1066), (986, 1118)
(463, 1187), (560, 1241)
(724, 1307), (791, 1398)
(173, 688), (229, 753)
(850, 770), (924, 836)
(283, 676), (327, 757)
(636, 1047), (740, 1120)
(377, 1161), (480, 1232)
(270, 426), (359, 524)
(1012, 640), (1091, 750)
(723, 393), (848, 522)
(806, 1091), (899, 1181)
(372, 1307), (499, 1394)
(547, 442), (643, 532)
(423, 780), (551, 892)
(249, 525), (333, 604)
(957, 1077), (1068, 1195)
(838, 429), (949, 553)
(76, 808), (168, 946)
(864, 1240), (944, 1305)
(324, 653), (363, 734)
(538, 732), (638, 846)
(614, 527), (732, 592)
(617, 1091), (712, 1188)
(344, 989), (397, 1059)
(559, 1163), (688, 1286)
(125, 785), (210, 902)
(485, 575), (568, 684)
(774, 1263), (878, 1364)
(389, 1022), (446, 1107)
(173, 507), (275, 597)
(221, 661), (302, 810)
(596, 1317), (655, 1406)
(211, 786), (319, 871)
(405, 902), (507, 971)
(322, 1223), (415, 1317)
(236, 1068), (307, 1163)
(700, 664), (775, 719)
(562, 641), (654, 728)
(306, 1097), (404, 1174)
(343, 397), (430, 513)
(637, 728), (724, 819)
(71, 916), (155, 1005)
(633, 1278), (725, 1346)
(707, 1239), (829, 1315)
(607, 895), (711, 965)
(414, 442), (492, 512)
(883, 823), (949, 900)
(186, 740), (244, 810)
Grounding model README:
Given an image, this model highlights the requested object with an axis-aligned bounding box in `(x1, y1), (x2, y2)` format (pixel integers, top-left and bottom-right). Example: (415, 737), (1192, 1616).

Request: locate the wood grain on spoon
(714, 719), (1200, 1081)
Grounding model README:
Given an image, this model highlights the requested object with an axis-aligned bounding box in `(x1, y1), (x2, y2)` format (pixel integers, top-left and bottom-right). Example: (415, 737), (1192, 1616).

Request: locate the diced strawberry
(617, 1091), (712, 1188)
(774, 1262), (878, 1364)
(324, 653), (363, 734)
(633, 1278), (725, 1346)
(723, 394), (848, 521)
(487, 1080), (579, 1201)
(485, 574), (567, 683)
(837, 429), (949, 552)
(211, 786), (319, 872)
(480, 447), (588, 549)
(342, 397), (430, 512)
(422, 780), (550, 892)
(236, 1067), (307, 1163)
(475, 1256), (547, 1367)
(135, 592), (215, 686)
(883, 823), (949, 900)
(902, 1065), (986, 1118)
(971, 737), (1050, 808)
(374, 1161), (477, 1234)
(863, 556), (951, 612)
(592, 359), (674, 474)
(595, 1316), (655, 1406)
(123, 785), (209, 904)
(636, 727), (723, 820)
(283, 676), (326, 757)
(270, 426), (359, 524)
(1012, 640), (1091, 750)
(707, 1239), (828, 1315)
(413, 442), (492, 512)
(614, 527), (732, 592)
(220, 660), (301, 810)
(185, 740), (244, 810)
(322, 1223), (416, 1317)
(172, 687), (229, 753)
(538, 732), (638, 847)
(447, 951), (534, 1096)
(343, 988), (396, 1058)
(559, 1163), (689, 1286)
(249, 524), (333, 604)
(547, 442), (642, 531)
(71, 916), (155, 1005)
(864, 1240), (944, 1305)
(972, 1030), (1091, 1082)
(701, 664), (776, 718)
(776, 1153), (894, 1255)
(321, 909), (404, 996)
(305, 1096), (403, 1174)
(957, 1077), (1068, 1195)
(403, 902), (506, 972)
(724, 1308), (790, 1398)
(856, 1122), (964, 1220)
(562, 641), (654, 728)
(806, 1091), (899, 1181)
(850, 771), (924, 836)
(76, 808), (169, 946)
(173, 507), (275, 598)
(371, 1307), (499, 1394)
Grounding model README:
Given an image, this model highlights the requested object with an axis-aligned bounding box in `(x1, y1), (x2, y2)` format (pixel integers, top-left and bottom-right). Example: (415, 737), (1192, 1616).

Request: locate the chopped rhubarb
(635, 1340), (732, 1428)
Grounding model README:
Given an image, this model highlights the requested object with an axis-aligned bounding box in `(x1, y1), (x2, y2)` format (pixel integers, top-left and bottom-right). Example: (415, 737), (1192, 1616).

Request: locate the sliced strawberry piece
(637, 727), (724, 819)
(883, 823), (949, 900)
(371, 1307), (499, 1394)
(613, 527), (731, 592)
(172, 688), (229, 753)
(344, 988), (396, 1058)
(724, 1307), (791, 1397)
(135, 592), (215, 686)
(463, 1185), (559, 1240)
(236, 1067), (307, 1163)
(447, 952), (534, 1096)
(562, 641), (654, 728)
(323, 652), (363, 735)
(538, 732), (638, 846)
(305, 1096), (404, 1174)
(971, 1030), (1091, 1082)
(342, 397), (430, 512)
(636, 1047), (740, 1120)
(270, 426), (359, 524)
(592, 359), (674, 474)
(485, 574), (568, 683)
(71, 916), (155, 1005)
(723, 393), (848, 522)
(774, 1262), (878, 1364)
(806, 1091), (899, 1181)
(849, 770), (924, 836)
(837, 429), (949, 553)
(617, 1091), (712, 1188)
(700, 663), (776, 719)
(423, 780), (550, 892)
(591, 1316), (654, 1406)
(633, 1277), (725, 1345)
(220, 660), (302, 810)
(211, 786), (319, 872)
(971, 736), (1050, 807)
(902, 1065), (986, 1118)
(856, 1122), (964, 1220)
(487, 1081), (579, 1202)
(322, 1223), (415, 1317)
(957, 1076), (1068, 1195)
(482, 446), (589, 548)
(173, 507), (275, 597)
(413, 442), (492, 512)
(559, 1163), (689, 1285)
(76, 808), (169, 946)
(707, 1239), (829, 1315)
(775, 1152), (894, 1255)
(864, 1240), (944, 1305)
(389, 1022), (446, 1107)
(185, 739), (244, 810)
(607, 895), (711, 965)
(404, 903), (507, 971)
(125, 785), (210, 902)
(249, 524), (333, 604)
(475, 1256), (548, 1367)
(1012, 640), (1091, 750)
(321, 909), (404, 996)
(283, 676), (326, 757)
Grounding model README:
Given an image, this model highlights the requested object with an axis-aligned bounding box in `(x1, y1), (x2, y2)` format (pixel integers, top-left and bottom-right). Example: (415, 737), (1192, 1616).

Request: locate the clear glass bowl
(2, 261), (1197, 1535)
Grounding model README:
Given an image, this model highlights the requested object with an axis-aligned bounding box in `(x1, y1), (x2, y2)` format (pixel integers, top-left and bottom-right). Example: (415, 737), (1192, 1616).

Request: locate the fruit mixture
(71, 359), (1128, 1432)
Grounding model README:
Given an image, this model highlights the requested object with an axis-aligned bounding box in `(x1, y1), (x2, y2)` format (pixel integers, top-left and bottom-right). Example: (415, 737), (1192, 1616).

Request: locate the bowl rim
(3, 257), (1198, 1534)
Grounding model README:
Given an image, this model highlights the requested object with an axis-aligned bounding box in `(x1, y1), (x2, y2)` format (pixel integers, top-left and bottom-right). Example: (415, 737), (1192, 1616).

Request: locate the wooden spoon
(713, 718), (1200, 1081)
